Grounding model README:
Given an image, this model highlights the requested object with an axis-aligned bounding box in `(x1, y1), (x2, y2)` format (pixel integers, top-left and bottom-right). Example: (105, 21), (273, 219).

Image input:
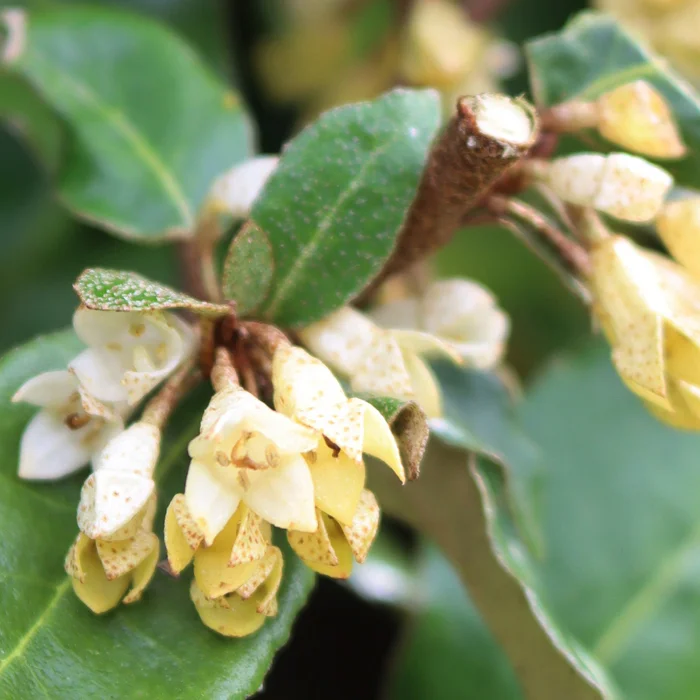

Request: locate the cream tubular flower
(70, 308), (194, 406)
(12, 369), (124, 480)
(65, 496), (159, 614)
(545, 152), (673, 223)
(272, 345), (405, 527)
(288, 489), (380, 579)
(590, 234), (700, 429)
(208, 156), (279, 219)
(184, 385), (319, 544)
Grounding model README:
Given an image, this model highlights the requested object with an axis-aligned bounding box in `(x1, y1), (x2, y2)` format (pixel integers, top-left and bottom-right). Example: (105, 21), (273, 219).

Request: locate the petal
(657, 198), (700, 279)
(340, 490), (380, 563)
(185, 460), (242, 545)
(403, 352), (443, 420)
(308, 442), (365, 525)
(77, 470), (155, 540)
(12, 370), (77, 409)
(164, 494), (204, 573)
(244, 454), (317, 532)
(96, 529), (157, 580)
(252, 547), (283, 615)
(236, 545), (281, 600)
(298, 307), (377, 376)
(123, 538), (159, 604)
(194, 510), (259, 599)
(190, 581), (267, 637)
(350, 332), (415, 400)
(66, 533), (130, 614)
(18, 411), (92, 480)
(70, 348), (127, 404)
(357, 399), (405, 482)
(289, 513), (353, 579)
(391, 329), (462, 364)
(230, 507), (268, 566)
(369, 298), (421, 331)
(93, 421), (161, 477)
(209, 155), (280, 218)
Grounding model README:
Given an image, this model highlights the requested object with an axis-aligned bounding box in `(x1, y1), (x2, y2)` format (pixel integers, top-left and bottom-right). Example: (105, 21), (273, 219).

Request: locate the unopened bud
(545, 152), (673, 222)
(597, 81), (685, 159)
(209, 156), (279, 219)
(656, 198), (700, 278)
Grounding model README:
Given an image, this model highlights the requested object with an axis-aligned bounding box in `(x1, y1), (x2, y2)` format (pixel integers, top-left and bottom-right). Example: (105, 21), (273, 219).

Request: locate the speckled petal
(307, 443), (365, 525)
(230, 507), (268, 566)
(403, 352), (443, 420)
(358, 399), (406, 482)
(93, 422), (161, 477)
(236, 546), (280, 600)
(350, 332), (415, 400)
(295, 514), (354, 579)
(657, 198), (700, 279)
(253, 547), (283, 614)
(67, 533), (130, 614)
(190, 581), (267, 637)
(96, 529), (157, 580)
(165, 494), (203, 573)
(185, 459), (242, 545)
(288, 511), (340, 567)
(77, 470), (155, 540)
(123, 537), (160, 604)
(341, 490), (380, 563)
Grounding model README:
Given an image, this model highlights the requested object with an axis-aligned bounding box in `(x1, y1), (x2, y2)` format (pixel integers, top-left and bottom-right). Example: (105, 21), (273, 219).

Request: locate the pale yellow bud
(656, 198), (700, 278)
(546, 152), (673, 222)
(590, 234), (700, 429)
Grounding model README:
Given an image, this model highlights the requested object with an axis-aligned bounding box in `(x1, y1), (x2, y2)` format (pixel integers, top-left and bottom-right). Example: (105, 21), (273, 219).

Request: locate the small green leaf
(2, 6), (254, 240)
(0, 331), (315, 698)
(521, 344), (700, 700)
(74, 268), (230, 315)
(222, 221), (274, 316)
(526, 12), (700, 187)
(361, 395), (428, 481)
(253, 88), (441, 327)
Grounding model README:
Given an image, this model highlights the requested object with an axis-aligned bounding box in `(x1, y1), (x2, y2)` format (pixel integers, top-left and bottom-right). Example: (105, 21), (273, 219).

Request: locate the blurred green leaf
(2, 6), (253, 240)
(74, 268), (230, 315)
(0, 330), (314, 698)
(522, 344), (700, 700)
(253, 88), (441, 327)
(388, 544), (523, 700)
(222, 221), (274, 316)
(526, 12), (700, 187)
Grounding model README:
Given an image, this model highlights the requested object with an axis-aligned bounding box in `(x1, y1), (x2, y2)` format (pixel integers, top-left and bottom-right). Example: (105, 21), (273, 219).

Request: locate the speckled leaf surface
(74, 268), (230, 315)
(527, 12), (700, 188)
(0, 331), (315, 698)
(252, 88), (441, 327)
(2, 6), (253, 240)
(222, 221), (275, 316)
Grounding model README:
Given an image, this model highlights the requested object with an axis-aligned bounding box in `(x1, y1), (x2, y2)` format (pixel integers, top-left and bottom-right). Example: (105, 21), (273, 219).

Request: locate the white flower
(69, 308), (194, 406)
(185, 385), (319, 544)
(208, 156), (279, 219)
(77, 422), (161, 540)
(13, 369), (124, 480)
(299, 279), (508, 418)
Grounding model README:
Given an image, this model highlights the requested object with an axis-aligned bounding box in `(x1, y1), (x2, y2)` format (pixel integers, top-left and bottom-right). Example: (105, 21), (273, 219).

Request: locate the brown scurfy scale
(65, 412), (91, 430)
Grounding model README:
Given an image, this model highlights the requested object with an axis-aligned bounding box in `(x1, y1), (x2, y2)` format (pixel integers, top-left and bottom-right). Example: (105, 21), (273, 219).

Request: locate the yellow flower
(288, 490), (380, 579)
(65, 496), (158, 613)
(590, 234), (700, 428)
(656, 198), (700, 279)
(184, 385), (319, 544)
(165, 496), (282, 637)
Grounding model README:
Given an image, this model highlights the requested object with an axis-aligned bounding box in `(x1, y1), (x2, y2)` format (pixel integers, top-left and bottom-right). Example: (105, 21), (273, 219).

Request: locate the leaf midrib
(262, 132), (401, 319)
(28, 49), (195, 231)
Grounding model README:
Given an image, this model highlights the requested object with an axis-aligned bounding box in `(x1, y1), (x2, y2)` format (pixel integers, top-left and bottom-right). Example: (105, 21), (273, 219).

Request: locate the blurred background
(4, 0), (692, 697)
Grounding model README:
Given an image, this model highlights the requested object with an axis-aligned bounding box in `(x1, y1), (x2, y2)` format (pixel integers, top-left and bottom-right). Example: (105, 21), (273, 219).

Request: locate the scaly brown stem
(211, 347), (240, 392)
(241, 321), (291, 357)
(141, 361), (200, 428)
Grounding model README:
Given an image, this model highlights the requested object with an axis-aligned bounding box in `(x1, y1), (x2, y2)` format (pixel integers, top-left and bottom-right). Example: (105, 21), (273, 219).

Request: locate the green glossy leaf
(389, 544), (522, 700)
(361, 395), (428, 481)
(522, 344), (700, 700)
(2, 6), (253, 240)
(74, 268), (230, 315)
(0, 331), (314, 697)
(526, 11), (700, 187)
(222, 221), (274, 316)
(253, 88), (441, 327)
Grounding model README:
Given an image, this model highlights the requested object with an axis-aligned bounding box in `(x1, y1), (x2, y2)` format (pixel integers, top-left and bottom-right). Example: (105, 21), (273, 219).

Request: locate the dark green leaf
(253, 88), (441, 327)
(522, 344), (700, 700)
(526, 11), (700, 188)
(388, 544), (523, 700)
(222, 221), (274, 316)
(2, 6), (253, 240)
(74, 268), (230, 315)
(361, 395), (428, 481)
(0, 331), (314, 698)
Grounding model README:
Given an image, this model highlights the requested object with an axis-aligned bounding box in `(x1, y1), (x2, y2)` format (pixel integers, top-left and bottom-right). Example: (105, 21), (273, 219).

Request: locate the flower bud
(546, 152), (673, 222)
(590, 233), (700, 429)
(597, 81), (686, 158)
(208, 156), (279, 218)
(656, 198), (700, 278)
